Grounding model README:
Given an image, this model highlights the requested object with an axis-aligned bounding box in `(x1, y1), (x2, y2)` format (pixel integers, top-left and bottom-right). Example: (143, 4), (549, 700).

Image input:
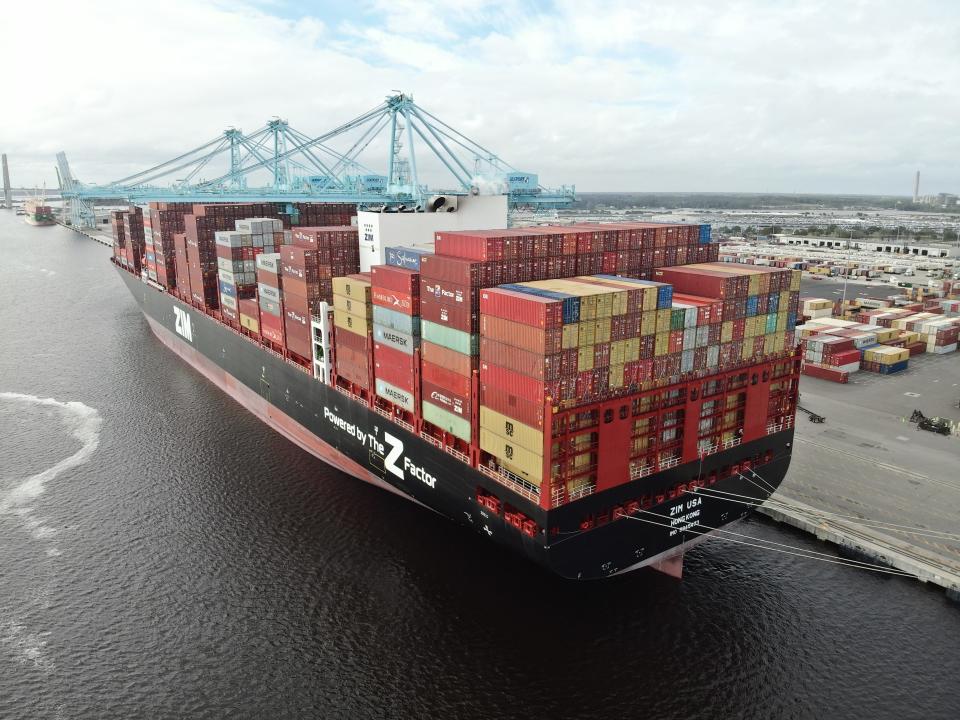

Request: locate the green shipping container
(421, 320), (479, 356)
(422, 400), (472, 442)
(670, 309), (686, 331)
(765, 313), (778, 334)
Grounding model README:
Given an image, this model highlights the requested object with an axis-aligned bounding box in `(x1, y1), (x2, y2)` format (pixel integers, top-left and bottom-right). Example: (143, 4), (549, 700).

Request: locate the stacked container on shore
(371, 264), (421, 414)
(332, 274), (375, 389)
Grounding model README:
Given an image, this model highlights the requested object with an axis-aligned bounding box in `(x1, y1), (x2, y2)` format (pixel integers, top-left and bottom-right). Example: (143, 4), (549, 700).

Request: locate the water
(1, 214), (957, 720)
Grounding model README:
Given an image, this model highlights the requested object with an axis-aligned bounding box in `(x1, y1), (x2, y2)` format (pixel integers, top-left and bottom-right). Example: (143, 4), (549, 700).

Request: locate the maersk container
(422, 401), (471, 442)
(373, 324), (418, 355)
(375, 378), (415, 412)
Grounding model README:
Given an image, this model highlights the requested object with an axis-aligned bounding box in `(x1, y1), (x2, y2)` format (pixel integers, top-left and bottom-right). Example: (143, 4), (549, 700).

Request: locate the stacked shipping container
(371, 264), (421, 413)
(215, 217), (288, 322)
(332, 274), (374, 389)
(476, 264), (800, 495)
(256, 253), (285, 346)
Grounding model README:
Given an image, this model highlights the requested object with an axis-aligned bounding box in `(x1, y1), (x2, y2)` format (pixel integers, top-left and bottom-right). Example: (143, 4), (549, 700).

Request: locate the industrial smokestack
(1, 154), (11, 210)
(913, 170), (920, 204)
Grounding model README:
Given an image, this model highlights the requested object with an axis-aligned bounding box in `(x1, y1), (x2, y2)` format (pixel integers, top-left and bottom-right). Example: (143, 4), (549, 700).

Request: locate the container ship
(111, 196), (800, 580)
(24, 199), (55, 225)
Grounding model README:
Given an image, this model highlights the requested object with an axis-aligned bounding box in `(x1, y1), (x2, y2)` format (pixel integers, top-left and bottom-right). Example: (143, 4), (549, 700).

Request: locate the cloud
(1, 0), (957, 194)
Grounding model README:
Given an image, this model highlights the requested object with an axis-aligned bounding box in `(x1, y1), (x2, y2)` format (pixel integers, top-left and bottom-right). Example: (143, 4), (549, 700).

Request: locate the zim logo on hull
(173, 307), (193, 342)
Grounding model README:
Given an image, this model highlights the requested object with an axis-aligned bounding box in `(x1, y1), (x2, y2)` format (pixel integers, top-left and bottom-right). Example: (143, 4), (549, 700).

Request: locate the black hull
(117, 266), (795, 580)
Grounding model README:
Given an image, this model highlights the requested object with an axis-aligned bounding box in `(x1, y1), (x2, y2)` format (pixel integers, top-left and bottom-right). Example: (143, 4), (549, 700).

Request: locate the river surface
(1, 214), (958, 719)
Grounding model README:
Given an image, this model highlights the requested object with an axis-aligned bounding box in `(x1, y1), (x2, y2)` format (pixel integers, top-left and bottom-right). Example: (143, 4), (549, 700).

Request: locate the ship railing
(766, 422), (783, 435)
(698, 443), (719, 457)
(478, 464), (541, 504)
(629, 464), (655, 480)
(566, 483), (597, 502)
(445, 446), (470, 465)
(722, 437), (742, 450)
(419, 431), (443, 449)
(550, 485), (565, 507)
(658, 456), (681, 470)
(336, 385), (364, 404)
(784, 416), (794, 428)
(373, 405), (415, 433)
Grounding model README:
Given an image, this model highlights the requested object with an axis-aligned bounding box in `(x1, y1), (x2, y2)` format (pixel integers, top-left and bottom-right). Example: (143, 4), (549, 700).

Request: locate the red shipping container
(420, 278), (476, 306)
(420, 297), (478, 333)
(422, 380), (471, 418)
(480, 361), (572, 403)
(480, 337), (561, 381)
(238, 297), (259, 318)
(479, 315), (563, 355)
(421, 360), (472, 398)
(479, 287), (564, 328)
(420, 255), (489, 286)
(371, 265), (420, 295)
(373, 343), (417, 393)
(281, 245), (320, 267)
(828, 349), (862, 366)
(421, 341), (476, 377)
(260, 311), (285, 344)
(802, 364), (848, 383)
(480, 384), (546, 429)
(337, 326), (370, 353)
(372, 287), (419, 315)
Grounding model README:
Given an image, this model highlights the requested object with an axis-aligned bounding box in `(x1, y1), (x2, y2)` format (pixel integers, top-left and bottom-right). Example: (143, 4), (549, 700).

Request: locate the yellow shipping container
(655, 332), (670, 356)
(763, 334), (775, 354)
(776, 313), (787, 332)
(561, 323), (580, 349)
(656, 309), (672, 333)
(334, 310), (371, 337)
(748, 274), (761, 296)
(790, 270), (802, 291)
(608, 364), (626, 388)
(624, 336), (640, 363)
(332, 275), (371, 301)
(773, 334), (785, 353)
(741, 342), (754, 361)
(721, 321), (734, 343)
(480, 428), (544, 484)
(864, 346), (909, 364)
(781, 291), (793, 311)
(579, 321), (596, 347)
(479, 406), (545, 452)
(641, 312), (657, 336)
(333, 293), (372, 320)
(578, 345), (595, 371)
(239, 313), (259, 334)
(593, 317), (612, 344)
(873, 327), (897, 343)
(610, 340), (627, 367)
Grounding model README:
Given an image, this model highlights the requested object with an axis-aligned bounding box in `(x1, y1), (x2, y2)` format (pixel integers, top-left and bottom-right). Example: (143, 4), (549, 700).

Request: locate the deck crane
(57, 93), (575, 228)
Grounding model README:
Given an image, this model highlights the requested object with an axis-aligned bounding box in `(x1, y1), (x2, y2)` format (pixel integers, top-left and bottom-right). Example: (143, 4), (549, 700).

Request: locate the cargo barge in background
(111, 198), (800, 580)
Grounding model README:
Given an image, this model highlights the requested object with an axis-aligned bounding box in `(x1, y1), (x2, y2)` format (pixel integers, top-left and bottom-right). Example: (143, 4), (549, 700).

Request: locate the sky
(2, 0), (958, 195)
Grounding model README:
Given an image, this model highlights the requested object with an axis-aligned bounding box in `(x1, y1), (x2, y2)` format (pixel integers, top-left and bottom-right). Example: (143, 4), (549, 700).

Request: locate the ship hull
(117, 265), (794, 580)
(25, 216), (55, 226)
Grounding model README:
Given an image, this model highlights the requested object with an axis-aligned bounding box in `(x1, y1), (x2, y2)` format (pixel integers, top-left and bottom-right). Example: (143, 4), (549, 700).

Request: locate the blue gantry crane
(58, 94), (575, 228)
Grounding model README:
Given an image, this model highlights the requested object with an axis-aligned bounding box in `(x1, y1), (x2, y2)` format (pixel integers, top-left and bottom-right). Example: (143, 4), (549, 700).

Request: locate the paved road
(776, 352), (960, 571)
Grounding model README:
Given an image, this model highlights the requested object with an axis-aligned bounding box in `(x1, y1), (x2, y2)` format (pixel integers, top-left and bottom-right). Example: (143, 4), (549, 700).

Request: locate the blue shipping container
(385, 246), (432, 271)
(768, 293), (780, 313)
(219, 279), (237, 298)
(787, 312), (797, 330)
(879, 360), (908, 375)
(746, 295), (759, 317)
(699, 224), (712, 244)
